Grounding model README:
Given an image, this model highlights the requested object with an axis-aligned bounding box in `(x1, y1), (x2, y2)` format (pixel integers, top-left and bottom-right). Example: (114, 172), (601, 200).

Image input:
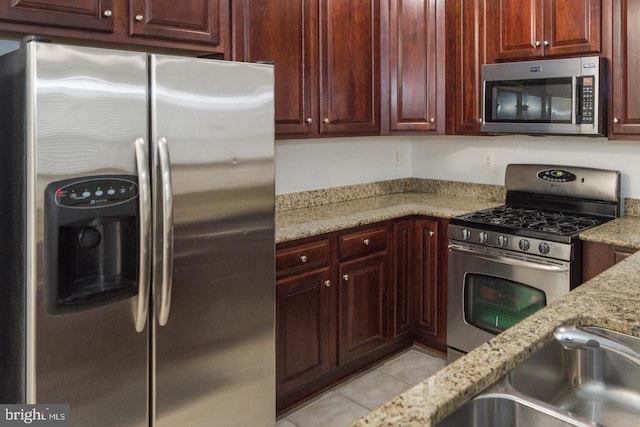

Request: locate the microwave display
(487, 78), (572, 123)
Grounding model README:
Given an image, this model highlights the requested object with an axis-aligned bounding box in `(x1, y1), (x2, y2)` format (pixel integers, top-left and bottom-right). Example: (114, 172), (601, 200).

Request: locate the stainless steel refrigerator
(0, 38), (275, 426)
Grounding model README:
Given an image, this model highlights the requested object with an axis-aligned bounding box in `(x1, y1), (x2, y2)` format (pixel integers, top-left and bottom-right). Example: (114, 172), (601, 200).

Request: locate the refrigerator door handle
(134, 137), (152, 332)
(157, 137), (174, 326)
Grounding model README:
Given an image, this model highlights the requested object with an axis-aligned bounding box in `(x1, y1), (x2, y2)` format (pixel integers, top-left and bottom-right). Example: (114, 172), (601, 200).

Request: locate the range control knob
(539, 242), (551, 255)
(519, 239), (530, 251)
(478, 232), (488, 244)
(462, 229), (471, 241)
(497, 235), (509, 248)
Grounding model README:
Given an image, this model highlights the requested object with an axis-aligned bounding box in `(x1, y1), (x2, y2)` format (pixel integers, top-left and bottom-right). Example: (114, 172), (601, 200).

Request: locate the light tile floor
(276, 347), (446, 427)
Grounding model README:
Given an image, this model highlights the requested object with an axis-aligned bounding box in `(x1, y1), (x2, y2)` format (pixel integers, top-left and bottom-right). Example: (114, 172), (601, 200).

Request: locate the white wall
(275, 137), (412, 194)
(276, 135), (640, 201)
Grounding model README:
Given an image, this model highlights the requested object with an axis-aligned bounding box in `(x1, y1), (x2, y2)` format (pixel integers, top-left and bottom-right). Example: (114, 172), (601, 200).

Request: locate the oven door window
(486, 77), (573, 123)
(464, 273), (546, 335)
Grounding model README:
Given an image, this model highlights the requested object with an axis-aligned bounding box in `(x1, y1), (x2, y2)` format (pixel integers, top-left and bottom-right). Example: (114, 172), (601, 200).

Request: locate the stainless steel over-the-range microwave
(481, 56), (606, 136)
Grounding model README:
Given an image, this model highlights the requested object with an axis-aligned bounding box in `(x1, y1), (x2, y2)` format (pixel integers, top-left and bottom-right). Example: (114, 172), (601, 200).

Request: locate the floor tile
(336, 370), (412, 410)
(286, 392), (370, 427)
(276, 419), (298, 427)
(379, 349), (445, 385)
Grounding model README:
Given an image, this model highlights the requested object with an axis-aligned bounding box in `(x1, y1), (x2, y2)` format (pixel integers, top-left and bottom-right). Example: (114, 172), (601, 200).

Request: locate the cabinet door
(276, 267), (333, 396)
(610, 0), (640, 136)
(232, 0), (317, 136)
(582, 241), (638, 282)
(0, 0), (115, 32)
(414, 219), (445, 348)
(490, 0), (543, 60)
(386, 0), (444, 132)
(129, 0), (226, 47)
(543, 0), (600, 57)
(338, 253), (387, 364)
(320, 0), (380, 135)
(391, 219), (414, 341)
(450, 0), (486, 134)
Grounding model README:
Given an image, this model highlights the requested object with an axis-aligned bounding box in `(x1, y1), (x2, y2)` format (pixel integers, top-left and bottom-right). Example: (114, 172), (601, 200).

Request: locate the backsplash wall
(277, 135), (640, 202)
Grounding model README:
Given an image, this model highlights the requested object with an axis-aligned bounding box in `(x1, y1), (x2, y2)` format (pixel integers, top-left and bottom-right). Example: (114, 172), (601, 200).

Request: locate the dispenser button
(107, 189), (116, 196)
(95, 190), (104, 196)
(82, 191), (91, 198)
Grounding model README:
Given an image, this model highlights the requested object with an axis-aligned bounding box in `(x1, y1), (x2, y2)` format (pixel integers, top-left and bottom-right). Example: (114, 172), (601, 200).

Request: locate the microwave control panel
(578, 76), (595, 124)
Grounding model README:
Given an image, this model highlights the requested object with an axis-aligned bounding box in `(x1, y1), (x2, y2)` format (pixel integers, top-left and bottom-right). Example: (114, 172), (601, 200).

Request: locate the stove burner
(457, 206), (604, 236)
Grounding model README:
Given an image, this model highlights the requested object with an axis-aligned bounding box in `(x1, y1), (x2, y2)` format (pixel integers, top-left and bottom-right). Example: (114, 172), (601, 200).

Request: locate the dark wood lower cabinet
(582, 241), (638, 282)
(338, 253), (388, 365)
(276, 267), (333, 397)
(276, 217), (448, 413)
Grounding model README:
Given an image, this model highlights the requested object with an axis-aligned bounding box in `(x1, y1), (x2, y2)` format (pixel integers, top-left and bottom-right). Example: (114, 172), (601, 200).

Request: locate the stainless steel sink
(437, 393), (593, 427)
(507, 326), (640, 427)
(438, 326), (640, 426)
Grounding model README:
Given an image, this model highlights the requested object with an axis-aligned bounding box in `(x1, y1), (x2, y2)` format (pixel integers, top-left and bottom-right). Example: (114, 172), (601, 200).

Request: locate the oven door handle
(448, 244), (569, 273)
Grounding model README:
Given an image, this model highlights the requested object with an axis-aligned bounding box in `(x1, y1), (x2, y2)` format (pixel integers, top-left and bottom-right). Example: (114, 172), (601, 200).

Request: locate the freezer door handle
(157, 137), (174, 326)
(134, 137), (151, 332)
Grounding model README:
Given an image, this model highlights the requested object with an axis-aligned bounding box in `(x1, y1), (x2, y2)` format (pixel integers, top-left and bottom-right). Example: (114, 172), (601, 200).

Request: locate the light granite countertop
(276, 192), (501, 244)
(579, 215), (640, 249)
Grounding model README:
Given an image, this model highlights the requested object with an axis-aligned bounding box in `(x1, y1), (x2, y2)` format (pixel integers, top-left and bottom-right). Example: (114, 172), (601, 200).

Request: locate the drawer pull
(343, 274), (349, 281)
(363, 238), (370, 246)
(429, 231), (434, 237)
(324, 280), (331, 287)
(300, 255), (308, 263)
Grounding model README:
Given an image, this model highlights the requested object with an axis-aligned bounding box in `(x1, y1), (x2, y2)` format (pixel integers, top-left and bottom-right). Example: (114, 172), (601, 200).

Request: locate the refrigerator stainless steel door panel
(150, 56), (275, 426)
(30, 43), (149, 426)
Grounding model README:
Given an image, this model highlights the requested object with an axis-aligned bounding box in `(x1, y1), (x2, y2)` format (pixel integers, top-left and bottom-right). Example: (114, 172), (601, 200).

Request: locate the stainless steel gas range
(447, 164), (620, 362)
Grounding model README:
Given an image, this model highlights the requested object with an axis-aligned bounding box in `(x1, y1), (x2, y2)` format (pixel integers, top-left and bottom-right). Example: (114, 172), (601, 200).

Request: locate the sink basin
(507, 326), (640, 427)
(437, 394), (591, 427)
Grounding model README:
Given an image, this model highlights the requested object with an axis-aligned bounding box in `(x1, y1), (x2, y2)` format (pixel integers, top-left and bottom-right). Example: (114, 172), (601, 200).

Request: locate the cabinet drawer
(276, 240), (330, 275)
(339, 226), (387, 259)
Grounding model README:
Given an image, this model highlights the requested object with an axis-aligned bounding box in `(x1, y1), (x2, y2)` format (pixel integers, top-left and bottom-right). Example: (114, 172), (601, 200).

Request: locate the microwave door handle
(448, 244), (569, 273)
(134, 138), (152, 333)
(157, 137), (174, 326)
(574, 76), (582, 124)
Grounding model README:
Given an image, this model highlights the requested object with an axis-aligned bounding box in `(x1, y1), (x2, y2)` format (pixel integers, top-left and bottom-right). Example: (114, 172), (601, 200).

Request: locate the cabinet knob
(613, 117), (620, 124)
(305, 117), (313, 124)
(103, 9), (112, 17)
(135, 14), (144, 22)
(300, 255), (308, 263)
(323, 118), (330, 125)
(535, 41), (541, 47)
(543, 40), (550, 46)
(363, 238), (370, 246)
(343, 274), (349, 281)
(477, 118), (482, 124)
(429, 117), (435, 124)
(324, 280), (331, 287)
(429, 231), (435, 237)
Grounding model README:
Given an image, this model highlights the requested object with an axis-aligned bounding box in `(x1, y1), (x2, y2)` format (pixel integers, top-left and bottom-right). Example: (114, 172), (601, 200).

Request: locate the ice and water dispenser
(45, 176), (139, 313)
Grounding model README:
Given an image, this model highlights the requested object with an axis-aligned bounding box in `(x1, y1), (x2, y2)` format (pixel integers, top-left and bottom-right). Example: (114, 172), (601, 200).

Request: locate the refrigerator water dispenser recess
(44, 176), (139, 313)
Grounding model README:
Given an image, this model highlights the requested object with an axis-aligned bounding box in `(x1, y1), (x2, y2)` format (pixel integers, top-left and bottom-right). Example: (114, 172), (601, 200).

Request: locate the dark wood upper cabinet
(0, 0), (115, 32)
(231, 0), (317, 136)
(233, 0), (379, 139)
(129, 0), (224, 46)
(447, 0), (486, 135)
(489, 0), (601, 61)
(320, 0), (380, 136)
(0, 0), (227, 54)
(382, 0), (445, 134)
(610, 0), (640, 137)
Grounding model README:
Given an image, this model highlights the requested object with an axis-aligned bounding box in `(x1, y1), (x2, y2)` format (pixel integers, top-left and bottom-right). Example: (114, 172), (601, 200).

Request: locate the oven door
(447, 241), (571, 358)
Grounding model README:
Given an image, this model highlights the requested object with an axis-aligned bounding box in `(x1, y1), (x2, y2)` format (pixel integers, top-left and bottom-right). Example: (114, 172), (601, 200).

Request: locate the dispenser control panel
(55, 178), (138, 208)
